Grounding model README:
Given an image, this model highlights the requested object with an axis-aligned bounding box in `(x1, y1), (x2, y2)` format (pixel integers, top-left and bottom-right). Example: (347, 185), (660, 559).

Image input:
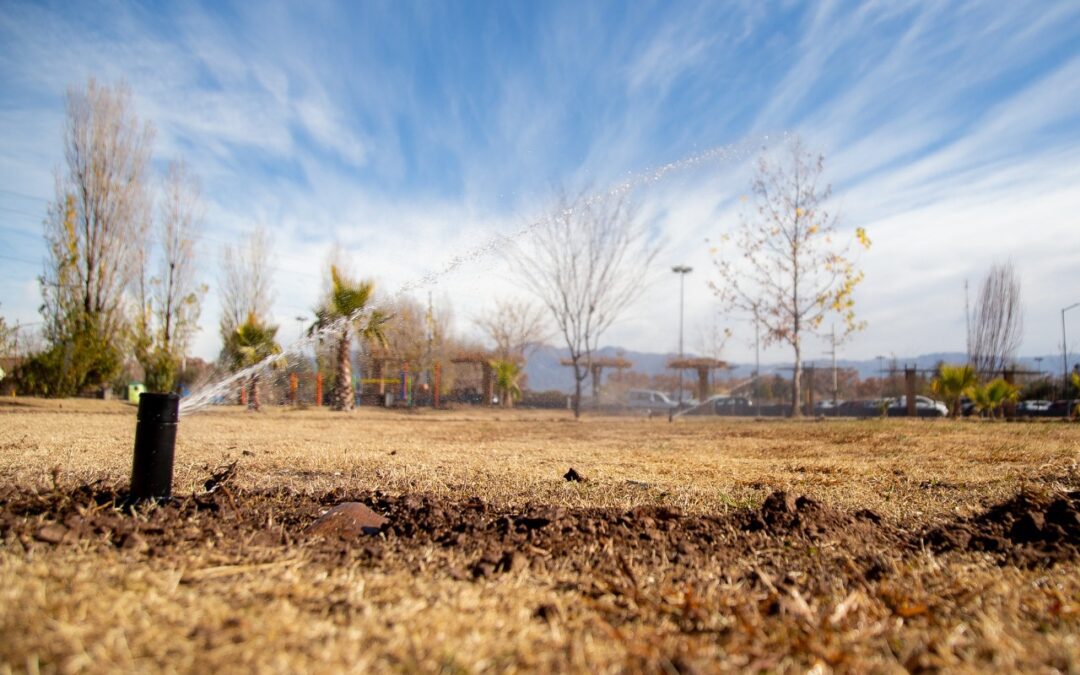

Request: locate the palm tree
(970, 378), (1019, 418)
(311, 265), (388, 411)
(223, 313), (282, 411)
(491, 359), (523, 408)
(931, 364), (977, 418)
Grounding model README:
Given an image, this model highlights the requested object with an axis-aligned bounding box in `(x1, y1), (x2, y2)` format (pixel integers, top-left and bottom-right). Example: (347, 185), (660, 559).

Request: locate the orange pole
(315, 373), (323, 407)
(240, 385), (248, 407)
(289, 373), (298, 405)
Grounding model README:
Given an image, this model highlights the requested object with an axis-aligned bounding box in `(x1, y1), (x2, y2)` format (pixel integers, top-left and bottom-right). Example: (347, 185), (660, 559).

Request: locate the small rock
(564, 468), (587, 482)
(35, 524), (68, 544)
(305, 502), (388, 539)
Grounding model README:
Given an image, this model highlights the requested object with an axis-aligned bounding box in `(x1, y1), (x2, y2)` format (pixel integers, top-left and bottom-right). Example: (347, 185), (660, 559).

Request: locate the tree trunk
(332, 330), (354, 411)
(572, 375), (582, 419)
(790, 343), (802, 418)
(249, 374), (261, 412)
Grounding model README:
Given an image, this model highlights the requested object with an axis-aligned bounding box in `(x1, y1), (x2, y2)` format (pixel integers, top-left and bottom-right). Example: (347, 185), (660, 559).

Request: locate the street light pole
(672, 265), (693, 404)
(876, 355), (885, 399)
(1064, 302), (1079, 390)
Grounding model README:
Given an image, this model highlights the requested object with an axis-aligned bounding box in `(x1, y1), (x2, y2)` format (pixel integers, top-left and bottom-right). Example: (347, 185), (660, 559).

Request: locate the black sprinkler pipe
(129, 392), (180, 503)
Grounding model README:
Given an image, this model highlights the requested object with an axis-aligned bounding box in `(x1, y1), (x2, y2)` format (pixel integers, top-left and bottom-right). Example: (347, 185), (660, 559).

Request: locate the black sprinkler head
(129, 392), (180, 503)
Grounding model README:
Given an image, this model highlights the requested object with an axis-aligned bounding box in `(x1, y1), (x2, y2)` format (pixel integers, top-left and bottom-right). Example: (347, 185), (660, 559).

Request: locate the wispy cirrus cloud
(0, 0), (1077, 365)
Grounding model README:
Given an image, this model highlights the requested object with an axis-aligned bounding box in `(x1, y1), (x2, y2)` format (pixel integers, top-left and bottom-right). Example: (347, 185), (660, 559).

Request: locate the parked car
(626, 389), (677, 410)
(706, 395), (755, 416)
(835, 399), (882, 417)
(1017, 400), (1052, 415)
(813, 399), (844, 416)
(887, 395), (947, 417)
(1047, 400), (1078, 417)
(959, 396), (976, 417)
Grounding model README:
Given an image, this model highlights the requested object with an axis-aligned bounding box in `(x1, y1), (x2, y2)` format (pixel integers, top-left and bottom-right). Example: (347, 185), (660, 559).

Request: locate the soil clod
(203, 461), (239, 493)
(304, 502), (388, 539)
(564, 468), (587, 482)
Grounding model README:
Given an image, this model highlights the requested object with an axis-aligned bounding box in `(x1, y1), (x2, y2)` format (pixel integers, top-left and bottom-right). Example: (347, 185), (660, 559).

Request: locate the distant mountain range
(523, 346), (1069, 393)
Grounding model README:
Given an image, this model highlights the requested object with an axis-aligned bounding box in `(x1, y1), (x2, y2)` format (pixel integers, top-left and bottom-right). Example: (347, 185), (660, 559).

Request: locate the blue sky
(1, 0), (1079, 366)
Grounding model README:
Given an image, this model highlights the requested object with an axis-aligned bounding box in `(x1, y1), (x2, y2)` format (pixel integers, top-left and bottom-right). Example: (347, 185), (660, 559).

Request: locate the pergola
(451, 350), (499, 406)
(668, 357), (729, 402)
(560, 356), (633, 401)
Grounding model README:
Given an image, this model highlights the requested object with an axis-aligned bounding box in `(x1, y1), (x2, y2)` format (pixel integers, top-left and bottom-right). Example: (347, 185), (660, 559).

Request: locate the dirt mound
(739, 490), (886, 541)
(924, 490), (1080, 566)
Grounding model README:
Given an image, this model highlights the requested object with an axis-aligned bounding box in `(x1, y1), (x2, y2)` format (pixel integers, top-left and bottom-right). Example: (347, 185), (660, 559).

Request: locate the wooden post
(696, 366), (709, 402)
(482, 362), (494, 407)
(240, 385), (248, 407)
(434, 362), (441, 409)
(402, 362), (410, 406)
(805, 366), (815, 415)
(315, 373), (323, 407)
(591, 364), (602, 407)
(289, 373), (298, 405)
(905, 367), (917, 417)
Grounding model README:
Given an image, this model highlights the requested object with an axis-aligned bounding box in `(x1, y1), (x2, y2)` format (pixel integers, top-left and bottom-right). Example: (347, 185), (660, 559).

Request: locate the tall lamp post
(672, 265), (693, 405)
(876, 355), (886, 398)
(1063, 302), (1079, 390)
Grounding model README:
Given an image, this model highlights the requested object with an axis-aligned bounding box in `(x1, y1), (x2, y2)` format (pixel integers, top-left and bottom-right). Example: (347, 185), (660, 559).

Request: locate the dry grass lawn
(1, 398), (1078, 673)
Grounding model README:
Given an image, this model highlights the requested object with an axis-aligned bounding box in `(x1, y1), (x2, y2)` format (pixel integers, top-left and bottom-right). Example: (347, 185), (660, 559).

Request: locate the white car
(1017, 400), (1051, 414)
(626, 389), (677, 410)
(887, 395), (948, 417)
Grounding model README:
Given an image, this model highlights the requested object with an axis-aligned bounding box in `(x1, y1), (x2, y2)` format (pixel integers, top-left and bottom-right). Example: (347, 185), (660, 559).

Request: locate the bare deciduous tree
(39, 78), (154, 393)
(134, 161), (207, 391)
(218, 224), (275, 346)
(513, 189), (660, 418)
(473, 297), (549, 361)
(968, 260), (1023, 378)
(0, 306), (19, 358)
(693, 313), (733, 363)
(710, 137), (870, 417)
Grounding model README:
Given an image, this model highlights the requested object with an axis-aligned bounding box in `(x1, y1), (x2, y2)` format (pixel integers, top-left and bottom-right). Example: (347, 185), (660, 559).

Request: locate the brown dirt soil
(923, 489), (1080, 567)
(1, 479), (909, 584)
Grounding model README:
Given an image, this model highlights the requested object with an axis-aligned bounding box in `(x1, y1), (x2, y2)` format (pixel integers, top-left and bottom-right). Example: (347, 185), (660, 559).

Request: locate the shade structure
(667, 357), (729, 402)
